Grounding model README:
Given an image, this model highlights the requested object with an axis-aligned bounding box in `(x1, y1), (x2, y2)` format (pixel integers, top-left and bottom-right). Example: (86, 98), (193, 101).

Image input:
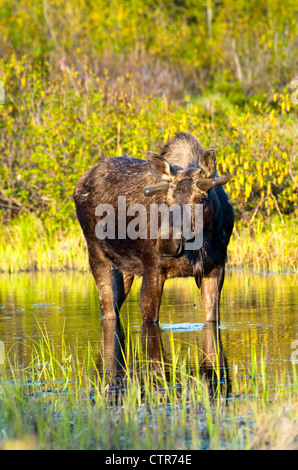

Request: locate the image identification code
(105, 454), (192, 466)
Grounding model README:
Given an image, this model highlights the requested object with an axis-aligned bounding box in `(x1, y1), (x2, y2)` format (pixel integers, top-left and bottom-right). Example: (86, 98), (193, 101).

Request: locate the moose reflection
(199, 322), (231, 398)
(95, 320), (230, 402)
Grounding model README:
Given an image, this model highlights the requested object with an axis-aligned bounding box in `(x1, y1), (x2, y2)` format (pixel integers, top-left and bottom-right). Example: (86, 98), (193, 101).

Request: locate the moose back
(73, 132), (234, 322)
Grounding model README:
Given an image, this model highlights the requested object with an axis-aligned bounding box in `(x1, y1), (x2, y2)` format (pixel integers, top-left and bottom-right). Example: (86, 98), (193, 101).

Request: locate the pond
(0, 270), (297, 378)
(0, 269), (297, 450)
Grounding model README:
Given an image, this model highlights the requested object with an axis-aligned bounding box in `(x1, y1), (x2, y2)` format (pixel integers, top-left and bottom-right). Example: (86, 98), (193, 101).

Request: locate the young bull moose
(73, 132), (234, 323)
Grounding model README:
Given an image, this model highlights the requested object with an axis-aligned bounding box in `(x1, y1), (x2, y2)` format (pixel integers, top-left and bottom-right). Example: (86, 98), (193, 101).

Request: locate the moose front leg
(201, 265), (225, 322)
(140, 270), (165, 323)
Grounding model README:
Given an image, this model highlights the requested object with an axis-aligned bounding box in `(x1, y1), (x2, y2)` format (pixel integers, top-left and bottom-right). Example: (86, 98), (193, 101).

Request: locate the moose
(73, 132), (234, 323)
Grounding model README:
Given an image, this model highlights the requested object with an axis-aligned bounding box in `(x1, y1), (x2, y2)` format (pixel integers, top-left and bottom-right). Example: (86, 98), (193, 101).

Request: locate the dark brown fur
(73, 132), (234, 322)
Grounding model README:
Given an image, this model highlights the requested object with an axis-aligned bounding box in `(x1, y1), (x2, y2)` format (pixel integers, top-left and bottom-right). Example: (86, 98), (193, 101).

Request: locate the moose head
(143, 149), (229, 257)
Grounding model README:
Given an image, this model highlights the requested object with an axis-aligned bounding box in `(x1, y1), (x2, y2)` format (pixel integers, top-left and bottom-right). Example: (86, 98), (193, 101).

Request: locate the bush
(0, 0), (297, 98)
(0, 57), (297, 227)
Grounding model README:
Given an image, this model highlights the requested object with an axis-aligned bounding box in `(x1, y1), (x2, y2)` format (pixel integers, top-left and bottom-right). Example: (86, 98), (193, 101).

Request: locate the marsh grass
(229, 217), (298, 272)
(0, 215), (89, 273)
(0, 214), (297, 273)
(0, 321), (297, 450)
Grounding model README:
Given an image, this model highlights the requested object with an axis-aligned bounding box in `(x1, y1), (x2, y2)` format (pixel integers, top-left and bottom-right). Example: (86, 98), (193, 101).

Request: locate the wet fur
(73, 132), (234, 322)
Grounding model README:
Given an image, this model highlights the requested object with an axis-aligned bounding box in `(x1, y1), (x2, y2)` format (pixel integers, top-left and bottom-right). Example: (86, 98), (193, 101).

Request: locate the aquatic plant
(0, 321), (297, 450)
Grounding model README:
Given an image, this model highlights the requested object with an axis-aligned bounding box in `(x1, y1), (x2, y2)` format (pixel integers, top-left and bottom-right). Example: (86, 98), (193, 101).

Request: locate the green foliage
(0, 2), (297, 271)
(0, 56), (297, 227)
(0, 0), (297, 97)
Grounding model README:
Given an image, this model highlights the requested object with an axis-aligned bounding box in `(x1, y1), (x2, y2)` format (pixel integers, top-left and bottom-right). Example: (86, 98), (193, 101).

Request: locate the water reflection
(96, 319), (126, 384)
(200, 323), (231, 398)
(95, 320), (168, 401)
(0, 271), (297, 377)
(95, 319), (231, 401)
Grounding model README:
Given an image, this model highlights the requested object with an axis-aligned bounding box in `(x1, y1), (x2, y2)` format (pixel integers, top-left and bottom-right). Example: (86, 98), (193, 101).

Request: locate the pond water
(0, 270), (297, 383)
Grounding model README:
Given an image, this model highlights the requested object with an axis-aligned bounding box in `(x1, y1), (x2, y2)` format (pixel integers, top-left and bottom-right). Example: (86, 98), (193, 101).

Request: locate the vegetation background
(0, 1), (297, 452)
(0, 0), (297, 271)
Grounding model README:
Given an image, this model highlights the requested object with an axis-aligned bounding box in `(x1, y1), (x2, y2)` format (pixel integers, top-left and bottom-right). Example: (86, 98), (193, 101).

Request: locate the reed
(0, 321), (297, 450)
(229, 216), (298, 271)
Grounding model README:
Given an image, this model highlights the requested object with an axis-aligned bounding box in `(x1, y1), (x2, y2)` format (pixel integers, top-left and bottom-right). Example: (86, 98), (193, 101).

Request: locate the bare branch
(289, 151), (298, 189)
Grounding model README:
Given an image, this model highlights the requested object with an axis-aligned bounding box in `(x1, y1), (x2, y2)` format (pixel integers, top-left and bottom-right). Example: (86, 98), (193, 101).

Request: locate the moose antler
(196, 175), (229, 192)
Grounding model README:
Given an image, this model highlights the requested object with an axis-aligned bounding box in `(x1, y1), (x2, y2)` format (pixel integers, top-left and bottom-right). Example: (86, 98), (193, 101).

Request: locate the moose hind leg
(113, 269), (134, 315)
(201, 265), (225, 322)
(88, 242), (133, 319)
(140, 271), (165, 323)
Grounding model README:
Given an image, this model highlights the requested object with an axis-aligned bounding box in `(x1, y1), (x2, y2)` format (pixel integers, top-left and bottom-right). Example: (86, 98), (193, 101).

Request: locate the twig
(270, 191), (284, 225)
(231, 38), (243, 82)
(248, 197), (265, 226)
(289, 151), (298, 189)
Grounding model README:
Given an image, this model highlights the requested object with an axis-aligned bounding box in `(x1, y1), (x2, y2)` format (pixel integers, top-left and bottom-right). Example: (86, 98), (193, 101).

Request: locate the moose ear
(147, 152), (176, 182)
(199, 149), (216, 178)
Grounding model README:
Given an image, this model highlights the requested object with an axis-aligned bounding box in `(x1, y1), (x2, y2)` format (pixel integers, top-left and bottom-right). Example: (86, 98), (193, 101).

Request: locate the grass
(229, 216), (298, 271)
(0, 215), (89, 273)
(0, 214), (297, 273)
(0, 321), (297, 450)
(0, 0), (297, 451)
